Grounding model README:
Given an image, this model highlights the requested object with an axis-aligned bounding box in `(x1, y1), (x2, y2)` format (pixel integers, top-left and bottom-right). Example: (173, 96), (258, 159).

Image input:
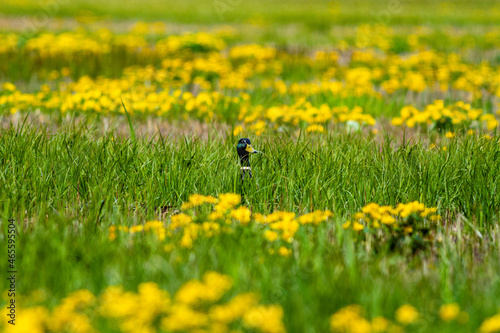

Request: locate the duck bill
(245, 145), (259, 154)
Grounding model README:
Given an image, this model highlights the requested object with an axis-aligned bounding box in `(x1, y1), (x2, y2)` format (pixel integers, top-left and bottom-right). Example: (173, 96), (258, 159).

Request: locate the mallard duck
(236, 138), (259, 180)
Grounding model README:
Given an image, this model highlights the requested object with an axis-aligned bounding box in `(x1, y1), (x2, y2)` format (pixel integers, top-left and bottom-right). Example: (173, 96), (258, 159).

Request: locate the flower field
(1, 1), (500, 332)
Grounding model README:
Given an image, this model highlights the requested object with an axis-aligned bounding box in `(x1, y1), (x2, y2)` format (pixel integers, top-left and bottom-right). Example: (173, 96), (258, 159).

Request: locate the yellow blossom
(230, 206), (252, 224)
(233, 126), (244, 136)
(479, 313), (500, 333)
(2, 82), (16, 92)
(371, 316), (390, 332)
(353, 221), (365, 231)
(395, 304), (419, 325)
(170, 213), (192, 229)
(330, 305), (371, 333)
(243, 305), (286, 333)
(216, 193), (241, 211)
(265, 230), (279, 241)
(278, 246), (292, 257)
(439, 303), (461, 322)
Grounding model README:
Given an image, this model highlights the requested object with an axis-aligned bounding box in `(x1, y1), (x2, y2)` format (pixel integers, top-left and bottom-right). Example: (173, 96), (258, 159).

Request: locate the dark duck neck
(237, 148), (252, 180)
(239, 153), (250, 167)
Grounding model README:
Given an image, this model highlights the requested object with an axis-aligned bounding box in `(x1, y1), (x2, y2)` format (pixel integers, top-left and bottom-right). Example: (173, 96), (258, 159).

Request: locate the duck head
(236, 138), (258, 166)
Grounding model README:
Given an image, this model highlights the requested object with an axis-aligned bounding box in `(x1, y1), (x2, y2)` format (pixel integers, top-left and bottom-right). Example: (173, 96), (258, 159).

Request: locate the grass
(2, 124), (500, 225)
(1, 1), (500, 331)
(1, 0), (500, 26)
(1, 123), (499, 331)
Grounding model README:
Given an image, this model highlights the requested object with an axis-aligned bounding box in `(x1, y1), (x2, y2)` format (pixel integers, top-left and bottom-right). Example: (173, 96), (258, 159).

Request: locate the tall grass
(0, 0), (499, 25)
(2, 124), (499, 227)
(1, 123), (499, 331)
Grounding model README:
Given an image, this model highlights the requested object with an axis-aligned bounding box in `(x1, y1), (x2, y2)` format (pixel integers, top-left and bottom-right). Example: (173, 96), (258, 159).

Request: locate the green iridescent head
(236, 138), (258, 166)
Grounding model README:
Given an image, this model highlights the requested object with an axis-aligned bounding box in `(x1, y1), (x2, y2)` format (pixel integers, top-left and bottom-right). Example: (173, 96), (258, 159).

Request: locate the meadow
(1, 1), (500, 332)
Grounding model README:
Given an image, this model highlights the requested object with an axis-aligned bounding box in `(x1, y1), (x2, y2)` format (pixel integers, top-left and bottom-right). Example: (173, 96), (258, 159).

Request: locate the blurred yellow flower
(371, 316), (390, 332)
(479, 313), (500, 333)
(243, 304), (285, 333)
(181, 194), (217, 209)
(353, 221), (365, 231)
(2, 82), (16, 92)
(330, 304), (371, 333)
(265, 230), (279, 241)
(230, 206), (252, 224)
(395, 304), (419, 325)
(278, 246), (292, 257)
(439, 303), (461, 322)
(233, 126), (244, 136)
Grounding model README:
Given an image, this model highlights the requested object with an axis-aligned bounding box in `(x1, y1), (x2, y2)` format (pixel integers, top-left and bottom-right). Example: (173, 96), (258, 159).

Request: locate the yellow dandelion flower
(264, 230), (279, 242)
(233, 126), (244, 136)
(439, 303), (460, 322)
(392, 117), (404, 126)
(170, 213), (193, 229)
(2, 82), (16, 92)
(371, 316), (390, 332)
(216, 193), (241, 211)
(278, 246), (292, 257)
(354, 212), (364, 220)
(243, 305), (285, 333)
(479, 313), (500, 333)
(230, 206), (252, 224)
(395, 304), (419, 325)
(353, 221), (365, 231)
